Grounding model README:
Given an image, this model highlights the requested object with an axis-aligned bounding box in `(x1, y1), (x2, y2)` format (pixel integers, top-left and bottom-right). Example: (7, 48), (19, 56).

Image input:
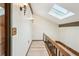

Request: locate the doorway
(0, 3), (11, 56)
(5, 3), (11, 56)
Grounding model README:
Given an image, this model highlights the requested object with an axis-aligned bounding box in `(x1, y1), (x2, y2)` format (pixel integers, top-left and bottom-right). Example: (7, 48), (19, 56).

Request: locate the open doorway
(0, 3), (11, 56)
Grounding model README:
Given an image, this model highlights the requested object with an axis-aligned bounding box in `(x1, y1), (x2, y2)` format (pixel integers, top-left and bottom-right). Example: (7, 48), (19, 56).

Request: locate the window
(48, 4), (75, 20)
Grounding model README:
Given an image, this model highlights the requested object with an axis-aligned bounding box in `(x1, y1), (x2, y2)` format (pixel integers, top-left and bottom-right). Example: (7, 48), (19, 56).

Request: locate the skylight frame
(48, 4), (75, 20)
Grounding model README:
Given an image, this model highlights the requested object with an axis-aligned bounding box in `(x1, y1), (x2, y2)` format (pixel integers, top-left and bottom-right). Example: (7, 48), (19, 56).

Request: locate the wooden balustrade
(43, 33), (79, 56)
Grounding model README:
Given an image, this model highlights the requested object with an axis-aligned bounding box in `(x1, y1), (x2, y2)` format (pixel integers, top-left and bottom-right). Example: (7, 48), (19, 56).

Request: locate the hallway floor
(27, 41), (49, 56)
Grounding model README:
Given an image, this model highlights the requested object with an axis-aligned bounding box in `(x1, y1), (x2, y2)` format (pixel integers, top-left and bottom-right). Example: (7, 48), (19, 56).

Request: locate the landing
(27, 41), (49, 56)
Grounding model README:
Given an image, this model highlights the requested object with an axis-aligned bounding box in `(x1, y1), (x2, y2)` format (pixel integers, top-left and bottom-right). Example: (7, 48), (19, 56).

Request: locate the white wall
(11, 3), (32, 56)
(59, 27), (79, 52)
(33, 14), (79, 52)
(32, 15), (59, 40)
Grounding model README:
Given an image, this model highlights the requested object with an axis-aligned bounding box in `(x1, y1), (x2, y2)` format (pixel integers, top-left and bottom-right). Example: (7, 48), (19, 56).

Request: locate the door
(0, 3), (11, 56)
(0, 4), (5, 55)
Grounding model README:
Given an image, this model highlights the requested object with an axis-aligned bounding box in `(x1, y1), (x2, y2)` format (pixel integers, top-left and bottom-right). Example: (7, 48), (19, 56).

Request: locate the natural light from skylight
(48, 4), (75, 20)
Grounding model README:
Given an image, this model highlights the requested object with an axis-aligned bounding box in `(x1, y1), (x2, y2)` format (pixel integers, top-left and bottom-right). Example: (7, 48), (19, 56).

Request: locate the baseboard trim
(25, 40), (44, 56)
(25, 41), (32, 56)
(32, 40), (43, 41)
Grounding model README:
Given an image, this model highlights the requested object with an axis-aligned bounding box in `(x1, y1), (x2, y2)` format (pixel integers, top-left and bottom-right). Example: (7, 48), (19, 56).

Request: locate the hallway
(27, 41), (49, 56)
(7, 3), (79, 56)
(0, 3), (79, 56)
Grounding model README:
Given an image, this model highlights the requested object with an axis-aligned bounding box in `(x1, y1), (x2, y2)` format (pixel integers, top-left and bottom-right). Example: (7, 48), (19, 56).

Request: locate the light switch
(12, 27), (17, 36)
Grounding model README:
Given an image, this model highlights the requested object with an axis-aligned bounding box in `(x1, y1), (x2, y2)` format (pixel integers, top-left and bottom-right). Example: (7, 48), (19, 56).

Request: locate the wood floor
(27, 41), (49, 56)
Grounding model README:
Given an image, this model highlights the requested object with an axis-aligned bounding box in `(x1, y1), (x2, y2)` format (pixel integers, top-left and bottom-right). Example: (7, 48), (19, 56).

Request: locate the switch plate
(12, 27), (17, 36)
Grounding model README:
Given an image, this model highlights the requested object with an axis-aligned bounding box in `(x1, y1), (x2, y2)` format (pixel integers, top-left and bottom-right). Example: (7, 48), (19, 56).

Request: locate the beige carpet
(27, 41), (49, 56)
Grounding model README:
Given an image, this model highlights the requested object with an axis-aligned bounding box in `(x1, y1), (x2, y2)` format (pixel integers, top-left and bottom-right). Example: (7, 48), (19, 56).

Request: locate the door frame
(5, 3), (11, 56)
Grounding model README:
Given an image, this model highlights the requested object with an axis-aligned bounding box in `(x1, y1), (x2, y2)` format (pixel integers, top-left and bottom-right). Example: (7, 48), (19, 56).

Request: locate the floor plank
(27, 41), (49, 56)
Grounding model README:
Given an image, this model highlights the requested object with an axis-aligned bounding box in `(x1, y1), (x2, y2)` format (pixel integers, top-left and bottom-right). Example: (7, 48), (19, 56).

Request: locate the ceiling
(31, 3), (79, 24)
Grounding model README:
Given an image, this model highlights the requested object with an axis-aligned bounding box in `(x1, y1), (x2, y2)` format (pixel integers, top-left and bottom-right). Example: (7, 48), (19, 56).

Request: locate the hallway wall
(32, 14), (79, 52)
(11, 3), (33, 56)
(32, 15), (59, 40)
(59, 27), (79, 52)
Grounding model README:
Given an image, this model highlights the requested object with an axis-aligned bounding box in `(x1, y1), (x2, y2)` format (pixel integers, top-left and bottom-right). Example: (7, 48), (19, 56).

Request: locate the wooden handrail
(43, 33), (79, 56)
(56, 41), (79, 56)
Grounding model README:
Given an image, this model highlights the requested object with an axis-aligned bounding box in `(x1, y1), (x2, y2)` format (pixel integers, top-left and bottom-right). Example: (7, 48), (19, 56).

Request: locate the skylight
(0, 7), (5, 16)
(48, 4), (75, 20)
